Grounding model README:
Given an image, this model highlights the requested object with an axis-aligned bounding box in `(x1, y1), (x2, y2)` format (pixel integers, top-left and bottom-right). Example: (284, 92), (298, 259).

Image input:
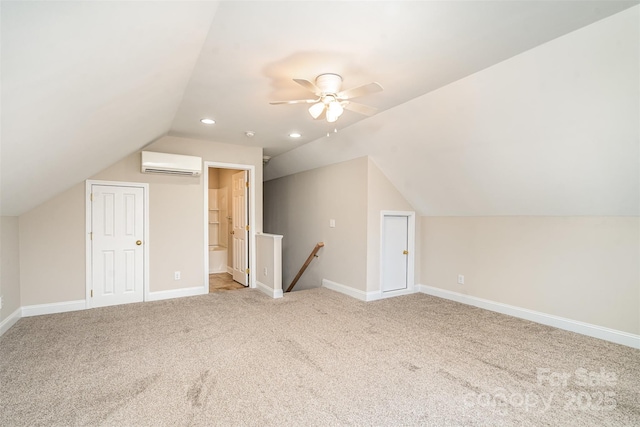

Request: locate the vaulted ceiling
(1, 1), (638, 216)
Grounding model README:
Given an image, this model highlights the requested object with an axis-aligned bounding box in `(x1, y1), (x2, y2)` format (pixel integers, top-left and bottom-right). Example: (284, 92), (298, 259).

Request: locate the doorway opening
(204, 163), (255, 293)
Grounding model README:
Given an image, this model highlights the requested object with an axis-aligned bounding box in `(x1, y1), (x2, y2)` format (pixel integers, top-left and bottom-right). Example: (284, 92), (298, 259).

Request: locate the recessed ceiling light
(245, 131), (255, 138)
(289, 132), (301, 138)
(200, 118), (215, 125)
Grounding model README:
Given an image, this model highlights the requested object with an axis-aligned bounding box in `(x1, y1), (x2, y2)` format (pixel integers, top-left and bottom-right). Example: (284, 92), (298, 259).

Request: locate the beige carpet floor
(0, 288), (638, 426)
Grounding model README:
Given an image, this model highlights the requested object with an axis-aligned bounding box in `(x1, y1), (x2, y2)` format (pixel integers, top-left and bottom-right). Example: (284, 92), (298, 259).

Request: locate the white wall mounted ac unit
(141, 151), (202, 176)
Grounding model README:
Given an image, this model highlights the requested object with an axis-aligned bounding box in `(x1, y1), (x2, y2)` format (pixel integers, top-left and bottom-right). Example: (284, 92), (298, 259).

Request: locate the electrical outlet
(0, 295), (3, 310)
(174, 271), (181, 280)
(329, 219), (336, 228)
(457, 274), (465, 285)
(263, 267), (268, 276)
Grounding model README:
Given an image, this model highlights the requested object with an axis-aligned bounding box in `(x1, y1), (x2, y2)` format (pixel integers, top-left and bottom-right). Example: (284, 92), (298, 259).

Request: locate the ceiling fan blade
(343, 101), (378, 116)
(338, 82), (383, 100)
(293, 78), (321, 95)
(269, 98), (318, 105)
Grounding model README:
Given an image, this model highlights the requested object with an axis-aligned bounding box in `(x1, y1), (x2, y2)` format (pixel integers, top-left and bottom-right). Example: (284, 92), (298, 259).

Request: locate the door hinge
(245, 225), (249, 231)
(90, 289), (93, 298)
(90, 232), (93, 240)
(245, 268), (250, 274)
(90, 193), (93, 201)
(245, 181), (249, 188)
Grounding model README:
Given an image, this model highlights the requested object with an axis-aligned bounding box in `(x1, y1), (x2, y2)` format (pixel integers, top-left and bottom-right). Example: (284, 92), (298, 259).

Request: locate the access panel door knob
(136, 240), (142, 246)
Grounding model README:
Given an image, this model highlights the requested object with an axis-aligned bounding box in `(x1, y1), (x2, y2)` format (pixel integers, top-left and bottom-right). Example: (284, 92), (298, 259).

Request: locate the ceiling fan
(270, 73), (383, 123)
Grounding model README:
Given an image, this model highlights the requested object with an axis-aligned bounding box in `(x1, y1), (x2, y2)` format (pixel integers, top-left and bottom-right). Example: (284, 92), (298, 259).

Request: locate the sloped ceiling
(265, 5), (639, 216)
(1, 1), (637, 216)
(1, 1), (220, 215)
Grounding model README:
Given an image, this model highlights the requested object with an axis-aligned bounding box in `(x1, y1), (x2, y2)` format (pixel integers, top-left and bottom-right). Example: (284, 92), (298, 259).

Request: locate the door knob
(403, 250), (408, 255)
(136, 240), (142, 246)
(231, 231), (235, 235)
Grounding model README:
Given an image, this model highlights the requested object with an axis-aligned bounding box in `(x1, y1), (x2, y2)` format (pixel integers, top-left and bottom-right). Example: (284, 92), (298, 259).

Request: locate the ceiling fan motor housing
(315, 73), (342, 95)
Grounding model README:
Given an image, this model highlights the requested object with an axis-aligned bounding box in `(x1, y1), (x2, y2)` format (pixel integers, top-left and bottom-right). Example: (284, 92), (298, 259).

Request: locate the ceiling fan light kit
(270, 73), (383, 123)
(308, 102), (325, 119)
(325, 99), (344, 123)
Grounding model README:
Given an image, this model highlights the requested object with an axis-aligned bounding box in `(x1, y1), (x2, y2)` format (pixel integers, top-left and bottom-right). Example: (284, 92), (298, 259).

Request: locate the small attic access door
(380, 211), (415, 294)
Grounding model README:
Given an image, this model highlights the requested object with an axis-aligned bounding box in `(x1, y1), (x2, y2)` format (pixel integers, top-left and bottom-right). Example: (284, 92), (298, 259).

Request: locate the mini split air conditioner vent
(142, 168), (196, 176)
(141, 151), (202, 176)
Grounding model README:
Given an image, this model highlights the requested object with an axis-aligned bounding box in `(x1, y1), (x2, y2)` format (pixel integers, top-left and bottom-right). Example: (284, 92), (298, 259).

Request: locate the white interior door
(91, 184), (144, 307)
(231, 171), (248, 285)
(381, 215), (409, 292)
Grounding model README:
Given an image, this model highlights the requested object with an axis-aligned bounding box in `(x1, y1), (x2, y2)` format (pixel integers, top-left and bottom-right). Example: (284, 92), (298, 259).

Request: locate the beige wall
(264, 156), (420, 294)
(93, 152), (204, 292)
(256, 234), (281, 291)
(421, 216), (640, 334)
(264, 157), (368, 291)
(366, 159), (416, 292)
(19, 135), (262, 304)
(1, 216), (21, 320)
(256, 235), (275, 289)
(20, 184), (86, 305)
(145, 135), (263, 231)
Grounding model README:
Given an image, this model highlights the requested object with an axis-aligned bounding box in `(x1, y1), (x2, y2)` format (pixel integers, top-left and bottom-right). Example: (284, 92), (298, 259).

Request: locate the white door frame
(380, 210), (416, 297)
(85, 180), (150, 308)
(203, 162), (256, 290)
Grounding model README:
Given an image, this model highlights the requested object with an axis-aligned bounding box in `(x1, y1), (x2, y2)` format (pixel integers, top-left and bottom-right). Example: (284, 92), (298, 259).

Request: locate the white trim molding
(0, 308), (22, 337)
(323, 279), (419, 302)
(146, 286), (207, 302)
(319, 279), (639, 349)
(416, 284), (640, 350)
(369, 287), (418, 301)
(22, 300), (87, 318)
(322, 279), (377, 302)
(256, 281), (283, 299)
(1, 287), (204, 336)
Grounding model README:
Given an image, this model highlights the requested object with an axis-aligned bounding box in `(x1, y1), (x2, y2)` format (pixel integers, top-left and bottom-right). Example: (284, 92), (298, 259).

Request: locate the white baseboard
(22, 300), (86, 318)
(321, 279), (418, 302)
(146, 286), (207, 302)
(416, 284), (640, 350)
(0, 308), (22, 337)
(1, 286), (206, 336)
(256, 281), (283, 299)
(371, 287), (418, 301)
(321, 279), (373, 301)
(6, 281), (635, 350)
